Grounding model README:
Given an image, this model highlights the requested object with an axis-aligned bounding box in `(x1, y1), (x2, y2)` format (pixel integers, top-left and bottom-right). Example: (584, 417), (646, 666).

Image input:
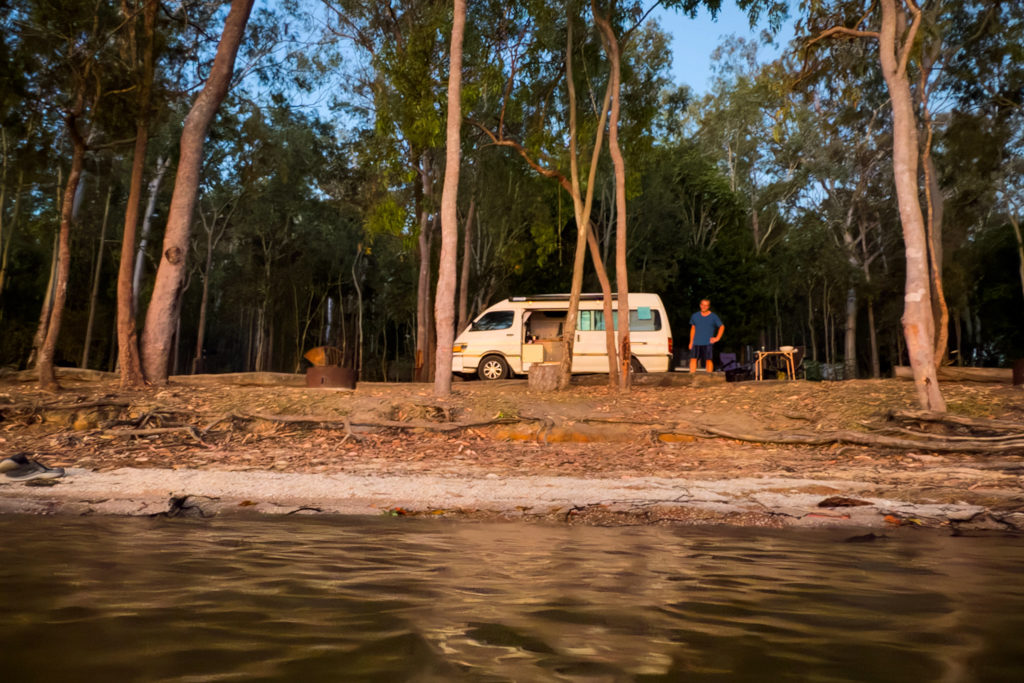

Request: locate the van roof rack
(510, 293), (617, 302)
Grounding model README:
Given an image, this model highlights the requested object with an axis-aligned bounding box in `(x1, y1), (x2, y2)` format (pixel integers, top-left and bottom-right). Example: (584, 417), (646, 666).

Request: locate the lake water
(1, 515), (1022, 682)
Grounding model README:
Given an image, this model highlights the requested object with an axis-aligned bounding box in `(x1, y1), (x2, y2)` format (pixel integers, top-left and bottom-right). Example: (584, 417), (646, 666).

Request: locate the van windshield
(471, 311), (514, 331)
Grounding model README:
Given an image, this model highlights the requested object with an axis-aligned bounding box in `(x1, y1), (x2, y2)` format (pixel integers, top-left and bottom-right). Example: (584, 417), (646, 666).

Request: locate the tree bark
(28, 166), (62, 369)
(456, 197), (475, 333)
(118, 0), (160, 388)
(586, 221), (618, 386)
(433, 0), (465, 397)
(1010, 213), (1024, 304)
(140, 0), (254, 383)
(132, 155), (170, 314)
(561, 16), (614, 389)
(843, 286), (857, 379)
(414, 153), (434, 383)
(877, 0), (945, 410)
(592, 2), (631, 390)
(866, 297), (880, 378)
(38, 112), (87, 390)
(0, 169), (25, 305)
(82, 184), (113, 369)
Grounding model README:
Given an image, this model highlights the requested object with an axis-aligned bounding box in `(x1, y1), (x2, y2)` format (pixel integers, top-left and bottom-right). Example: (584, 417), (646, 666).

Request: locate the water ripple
(1, 517), (1022, 681)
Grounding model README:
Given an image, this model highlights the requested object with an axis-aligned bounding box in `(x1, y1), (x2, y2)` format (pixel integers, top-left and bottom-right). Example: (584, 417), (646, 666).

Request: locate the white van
(451, 293), (673, 380)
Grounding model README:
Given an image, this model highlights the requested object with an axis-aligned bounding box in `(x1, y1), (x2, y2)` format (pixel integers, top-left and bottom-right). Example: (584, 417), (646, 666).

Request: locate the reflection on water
(1, 515), (1022, 682)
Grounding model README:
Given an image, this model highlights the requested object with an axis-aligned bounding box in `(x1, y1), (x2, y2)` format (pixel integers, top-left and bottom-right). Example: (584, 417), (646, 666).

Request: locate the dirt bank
(1, 370), (1022, 530)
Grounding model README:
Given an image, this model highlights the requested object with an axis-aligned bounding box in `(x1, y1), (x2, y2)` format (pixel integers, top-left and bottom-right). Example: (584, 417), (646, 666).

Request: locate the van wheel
(630, 355), (647, 373)
(478, 355), (509, 380)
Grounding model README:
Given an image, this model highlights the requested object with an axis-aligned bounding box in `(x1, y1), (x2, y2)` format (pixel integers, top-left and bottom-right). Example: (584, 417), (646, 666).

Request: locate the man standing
(689, 298), (724, 373)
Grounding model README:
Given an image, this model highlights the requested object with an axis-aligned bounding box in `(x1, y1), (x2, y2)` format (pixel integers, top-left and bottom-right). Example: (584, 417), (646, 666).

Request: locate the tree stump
(528, 362), (560, 392)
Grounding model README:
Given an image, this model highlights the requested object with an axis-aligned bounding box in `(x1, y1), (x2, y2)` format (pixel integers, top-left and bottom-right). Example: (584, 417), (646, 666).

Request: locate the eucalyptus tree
(468, 0), (677, 389)
(141, 0), (255, 383)
(691, 37), (804, 256)
(8, 0), (133, 388)
(801, 0), (948, 410)
(433, 0), (466, 396)
(115, 0), (161, 388)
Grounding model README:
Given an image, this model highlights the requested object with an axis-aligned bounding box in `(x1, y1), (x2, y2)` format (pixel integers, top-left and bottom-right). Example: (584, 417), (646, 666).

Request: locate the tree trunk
(877, 0), (945, 410)
(353, 246), (363, 374)
(867, 297), (880, 378)
(923, 126), (948, 367)
(29, 227), (59, 369)
(843, 286), (857, 379)
(140, 0), (254, 383)
(38, 112), (87, 390)
(0, 170), (25, 306)
(433, 0), (465, 397)
(952, 308), (962, 366)
(456, 197), (475, 333)
(560, 15), (614, 390)
(117, 0), (161, 387)
(82, 184), (113, 368)
(1010, 213), (1024, 304)
(586, 221), (618, 387)
(807, 285), (817, 362)
(192, 235), (214, 374)
(592, 2), (631, 390)
(132, 155), (170, 314)
(414, 152), (434, 383)
(117, 127), (152, 387)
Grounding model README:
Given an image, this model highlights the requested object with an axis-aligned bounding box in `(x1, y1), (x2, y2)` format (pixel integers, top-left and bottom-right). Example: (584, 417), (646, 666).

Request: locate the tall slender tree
(434, 0), (467, 396)
(804, 0), (946, 410)
(116, 0), (159, 388)
(141, 0), (254, 383)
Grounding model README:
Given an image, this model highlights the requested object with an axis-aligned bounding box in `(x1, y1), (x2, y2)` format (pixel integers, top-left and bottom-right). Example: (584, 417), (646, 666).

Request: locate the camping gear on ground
(303, 346), (357, 389)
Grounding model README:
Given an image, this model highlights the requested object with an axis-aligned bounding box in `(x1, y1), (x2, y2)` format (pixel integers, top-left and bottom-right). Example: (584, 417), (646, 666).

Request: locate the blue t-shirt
(689, 311), (723, 345)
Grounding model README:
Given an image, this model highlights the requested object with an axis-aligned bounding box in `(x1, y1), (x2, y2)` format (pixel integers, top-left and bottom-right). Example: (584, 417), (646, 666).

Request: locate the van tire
(477, 355), (510, 380)
(630, 355), (647, 373)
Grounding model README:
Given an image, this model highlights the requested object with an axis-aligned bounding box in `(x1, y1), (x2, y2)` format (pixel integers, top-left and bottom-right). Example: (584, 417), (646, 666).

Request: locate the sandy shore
(1, 372), (1022, 530)
(0, 465), (1011, 531)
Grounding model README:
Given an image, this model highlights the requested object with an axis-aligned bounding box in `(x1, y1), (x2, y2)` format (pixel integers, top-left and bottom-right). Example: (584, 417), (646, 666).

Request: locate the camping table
(754, 350), (796, 381)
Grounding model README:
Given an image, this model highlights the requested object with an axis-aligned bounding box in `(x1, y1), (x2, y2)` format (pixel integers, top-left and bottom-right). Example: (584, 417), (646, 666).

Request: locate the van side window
(577, 310), (662, 331)
(471, 311), (514, 330)
(630, 309), (661, 331)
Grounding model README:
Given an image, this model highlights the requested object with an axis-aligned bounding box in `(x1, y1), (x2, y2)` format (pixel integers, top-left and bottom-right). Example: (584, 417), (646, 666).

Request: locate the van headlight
(452, 344), (466, 353)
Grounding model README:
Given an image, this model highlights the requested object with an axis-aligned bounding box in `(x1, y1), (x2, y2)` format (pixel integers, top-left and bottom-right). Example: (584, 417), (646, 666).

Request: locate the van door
(573, 308), (610, 372)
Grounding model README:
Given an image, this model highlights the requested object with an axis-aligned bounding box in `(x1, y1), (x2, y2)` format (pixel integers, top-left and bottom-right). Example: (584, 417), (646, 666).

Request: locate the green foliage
(1, 0), (1021, 379)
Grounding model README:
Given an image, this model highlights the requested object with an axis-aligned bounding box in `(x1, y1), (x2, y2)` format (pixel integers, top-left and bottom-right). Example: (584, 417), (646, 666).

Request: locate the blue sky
(653, 3), (796, 94)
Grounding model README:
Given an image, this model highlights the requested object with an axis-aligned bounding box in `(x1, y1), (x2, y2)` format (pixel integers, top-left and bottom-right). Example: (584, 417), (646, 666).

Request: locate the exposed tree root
(684, 425), (1024, 454)
(888, 410), (1024, 433)
(100, 426), (208, 446)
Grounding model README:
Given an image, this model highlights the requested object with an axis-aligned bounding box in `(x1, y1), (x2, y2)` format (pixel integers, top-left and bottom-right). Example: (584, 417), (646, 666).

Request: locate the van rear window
(577, 310), (662, 332)
(471, 311), (514, 331)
